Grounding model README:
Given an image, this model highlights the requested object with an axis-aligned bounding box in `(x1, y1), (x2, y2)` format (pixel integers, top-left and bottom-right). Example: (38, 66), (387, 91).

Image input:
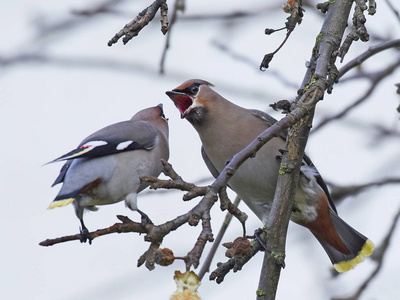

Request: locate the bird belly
(290, 167), (324, 224)
(105, 150), (164, 200)
(222, 152), (281, 224)
(207, 145), (322, 225)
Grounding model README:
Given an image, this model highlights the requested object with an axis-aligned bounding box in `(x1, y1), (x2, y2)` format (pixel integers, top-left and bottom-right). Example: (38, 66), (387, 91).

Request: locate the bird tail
(48, 197), (75, 209)
(313, 211), (374, 273)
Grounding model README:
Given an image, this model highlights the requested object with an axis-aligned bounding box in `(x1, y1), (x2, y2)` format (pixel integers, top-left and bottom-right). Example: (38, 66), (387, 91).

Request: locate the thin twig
(39, 215), (145, 246)
(384, 0), (400, 24)
(260, 0), (304, 70)
(198, 196), (241, 280)
(327, 178), (400, 205)
(338, 39), (400, 79)
(313, 58), (400, 133)
(211, 40), (298, 89)
(210, 231), (264, 283)
(159, 0), (185, 74)
(108, 0), (168, 46)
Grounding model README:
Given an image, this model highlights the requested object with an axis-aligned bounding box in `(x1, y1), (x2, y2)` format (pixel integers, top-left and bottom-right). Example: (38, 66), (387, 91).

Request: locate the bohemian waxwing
(48, 104), (169, 242)
(166, 79), (374, 272)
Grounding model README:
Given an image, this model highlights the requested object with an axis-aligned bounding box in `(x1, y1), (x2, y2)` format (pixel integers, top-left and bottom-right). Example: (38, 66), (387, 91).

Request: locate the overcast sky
(1, 1), (400, 299)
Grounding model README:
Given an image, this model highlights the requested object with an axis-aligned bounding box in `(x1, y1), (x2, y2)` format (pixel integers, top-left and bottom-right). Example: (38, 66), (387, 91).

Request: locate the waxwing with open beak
(47, 104), (169, 242)
(166, 79), (373, 272)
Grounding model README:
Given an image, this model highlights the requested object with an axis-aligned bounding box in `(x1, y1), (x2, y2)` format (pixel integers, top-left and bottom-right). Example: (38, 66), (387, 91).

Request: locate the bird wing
(249, 109), (337, 213)
(47, 120), (158, 164)
(51, 160), (71, 186)
(201, 146), (220, 179)
(247, 109), (288, 141)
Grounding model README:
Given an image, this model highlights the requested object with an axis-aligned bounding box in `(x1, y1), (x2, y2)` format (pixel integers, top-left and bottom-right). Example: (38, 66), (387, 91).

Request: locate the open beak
(165, 91), (194, 119)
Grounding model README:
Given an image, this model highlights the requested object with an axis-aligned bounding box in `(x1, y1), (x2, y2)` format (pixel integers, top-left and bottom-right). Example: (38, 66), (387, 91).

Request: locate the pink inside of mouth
(172, 94), (193, 116)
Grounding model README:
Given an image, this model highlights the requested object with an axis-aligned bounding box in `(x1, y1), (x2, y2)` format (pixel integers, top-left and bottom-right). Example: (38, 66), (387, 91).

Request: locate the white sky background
(1, 0), (400, 299)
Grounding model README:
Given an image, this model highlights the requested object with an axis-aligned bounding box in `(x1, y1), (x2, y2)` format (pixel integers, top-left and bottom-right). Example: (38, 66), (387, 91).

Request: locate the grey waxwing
(166, 79), (373, 272)
(48, 104), (169, 242)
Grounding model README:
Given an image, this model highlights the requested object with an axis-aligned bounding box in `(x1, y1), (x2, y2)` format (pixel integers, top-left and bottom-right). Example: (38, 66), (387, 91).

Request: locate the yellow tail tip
(47, 198), (75, 209)
(334, 239), (375, 273)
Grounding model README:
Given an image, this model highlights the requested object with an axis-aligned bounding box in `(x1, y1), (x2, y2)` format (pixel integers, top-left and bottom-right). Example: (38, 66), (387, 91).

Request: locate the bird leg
(137, 209), (154, 230)
(250, 228), (271, 253)
(275, 148), (287, 161)
(79, 219), (92, 244)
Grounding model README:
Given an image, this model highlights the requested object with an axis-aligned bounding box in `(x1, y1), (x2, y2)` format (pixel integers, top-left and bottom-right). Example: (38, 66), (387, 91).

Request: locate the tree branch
(198, 196), (242, 280)
(108, 0), (168, 46)
(257, 87), (322, 300)
(210, 232), (264, 284)
(384, 0), (400, 24)
(327, 177), (400, 205)
(313, 58), (400, 133)
(159, 0), (185, 74)
(39, 215), (145, 246)
(337, 39), (400, 79)
(257, 0), (357, 298)
(260, 0), (304, 70)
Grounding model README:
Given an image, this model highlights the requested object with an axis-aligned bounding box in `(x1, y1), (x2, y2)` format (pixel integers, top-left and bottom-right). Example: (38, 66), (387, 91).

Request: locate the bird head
(130, 104), (169, 139)
(166, 79), (214, 125)
(131, 104), (168, 123)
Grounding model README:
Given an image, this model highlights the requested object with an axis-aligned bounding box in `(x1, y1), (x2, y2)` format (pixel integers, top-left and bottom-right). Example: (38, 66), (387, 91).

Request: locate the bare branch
(211, 40), (299, 89)
(186, 210), (214, 270)
(138, 241), (161, 270)
(257, 87), (323, 300)
(260, 0), (304, 70)
(108, 0), (168, 46)
(338, 0), (374, 62)
(384, 0), (400, 24)
(326, 178), (400, 205)
(210, 232), (265, 284)
(159, 0), (185, 74)
(40, 161), (212, 271)
(71, 0), (125, 16)
(313, 58), (400, 133)
(257, 0), (370, 297)
(338, 39), (400, 80)
(160, 1), (169, 35)
(39, 215), (145, 246)
(198, 196), (242, 280)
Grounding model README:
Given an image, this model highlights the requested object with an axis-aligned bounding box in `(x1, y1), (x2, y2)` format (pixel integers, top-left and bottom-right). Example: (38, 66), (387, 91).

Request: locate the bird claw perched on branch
(140, 161), (249, 270)
(40, 159), (249, 274)
(39, 215), (146, 246)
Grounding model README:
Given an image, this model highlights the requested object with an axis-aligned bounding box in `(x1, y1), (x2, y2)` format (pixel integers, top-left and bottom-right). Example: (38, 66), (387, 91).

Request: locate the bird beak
(165, 91), (194, 119)
(156, 103), (169, 121)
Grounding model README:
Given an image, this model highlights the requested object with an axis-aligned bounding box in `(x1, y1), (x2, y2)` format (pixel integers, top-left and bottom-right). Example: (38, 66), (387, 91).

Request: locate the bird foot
(137, 209), (154, 230)
(79, 227), (92, 244)
(253, 228), (268, 252)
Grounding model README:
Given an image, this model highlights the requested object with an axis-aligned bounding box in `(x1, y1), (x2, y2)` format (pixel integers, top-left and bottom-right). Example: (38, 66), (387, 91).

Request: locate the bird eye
(190, 84), (199, 94)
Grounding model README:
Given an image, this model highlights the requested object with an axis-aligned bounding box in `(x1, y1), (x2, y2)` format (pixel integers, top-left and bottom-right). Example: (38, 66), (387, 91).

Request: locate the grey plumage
(48, 104), (169, 242)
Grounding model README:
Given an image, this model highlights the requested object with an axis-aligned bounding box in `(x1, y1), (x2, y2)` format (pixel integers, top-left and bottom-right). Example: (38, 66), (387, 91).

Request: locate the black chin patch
(185, 106), (208, 126)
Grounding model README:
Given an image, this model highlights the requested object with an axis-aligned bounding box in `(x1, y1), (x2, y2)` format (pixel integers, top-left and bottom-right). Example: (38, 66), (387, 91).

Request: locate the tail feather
(48, 197), (75, 209)
(48, 190), (78, 209)
(334, 239), (374, 272)
(314, 211), (374, 273)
